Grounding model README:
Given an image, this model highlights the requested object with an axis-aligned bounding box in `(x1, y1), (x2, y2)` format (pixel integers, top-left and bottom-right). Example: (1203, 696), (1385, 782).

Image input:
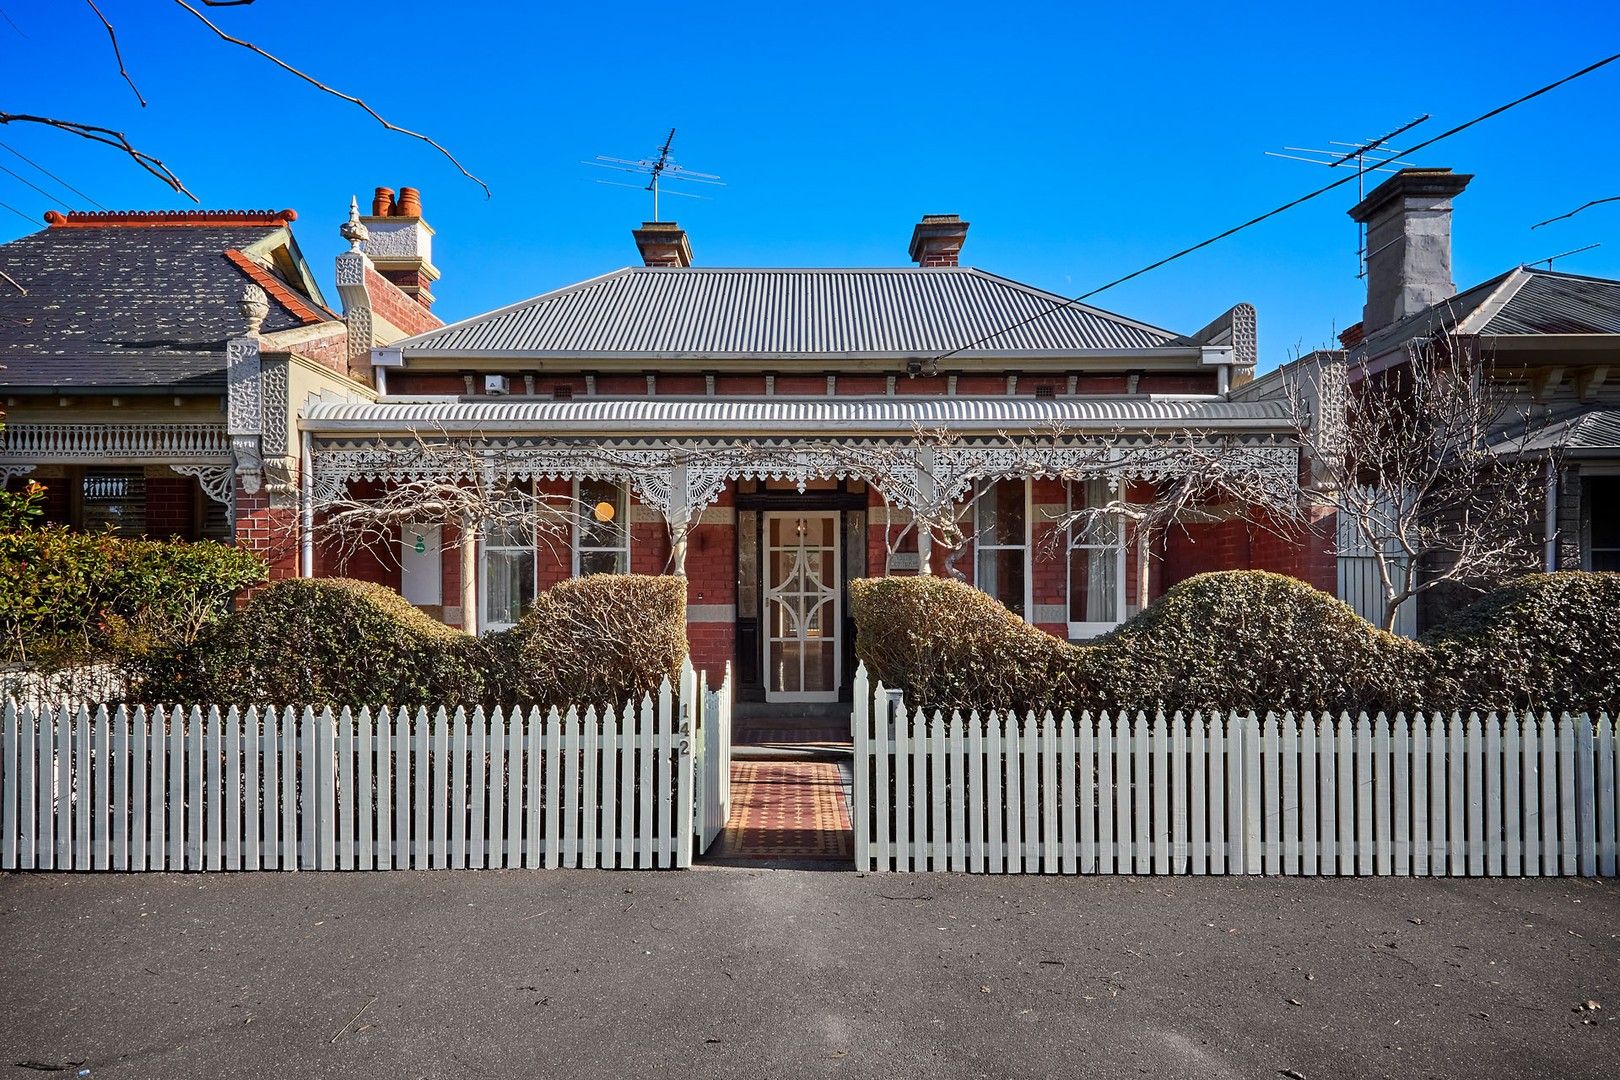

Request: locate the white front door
(762, 511), (841, 703)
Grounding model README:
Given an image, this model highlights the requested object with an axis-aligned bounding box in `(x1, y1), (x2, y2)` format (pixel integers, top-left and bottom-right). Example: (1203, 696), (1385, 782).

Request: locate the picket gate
(693, 664), (734, 854)
(1, 660), (733, 872)
(851, 665), (1620, 876)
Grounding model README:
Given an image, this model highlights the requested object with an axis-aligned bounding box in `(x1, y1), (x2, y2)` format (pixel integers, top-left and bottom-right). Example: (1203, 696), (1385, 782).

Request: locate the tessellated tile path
(712, 761), (853, 861)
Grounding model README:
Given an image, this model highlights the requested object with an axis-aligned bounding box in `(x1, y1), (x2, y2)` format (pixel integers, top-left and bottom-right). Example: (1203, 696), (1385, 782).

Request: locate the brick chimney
(1348, 168), (1472, 334)
(909, 214), (969, 267)
(360, 185), (439, 309)
(632, 221), (692, 267)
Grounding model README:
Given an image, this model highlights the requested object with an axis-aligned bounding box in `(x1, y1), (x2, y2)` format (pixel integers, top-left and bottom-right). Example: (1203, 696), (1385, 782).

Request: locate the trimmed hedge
(0, 527), (266, 670)
(852, 569), (1619, 715)
(484, 574), (688, 708)
(1081, 572), (1428, 714)
(1425, 572), (1620, 713)
(850, 576), (1074, 713)
(136, 573), (688, 709)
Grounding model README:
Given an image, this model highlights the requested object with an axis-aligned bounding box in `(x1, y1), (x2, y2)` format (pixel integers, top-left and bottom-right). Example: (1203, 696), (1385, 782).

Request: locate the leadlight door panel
(762, 511), (840, 702)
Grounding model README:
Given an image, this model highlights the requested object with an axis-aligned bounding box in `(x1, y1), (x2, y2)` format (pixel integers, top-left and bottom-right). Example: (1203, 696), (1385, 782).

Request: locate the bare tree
(2, 1), (487, 204)
(1290, 336), (1553, 632)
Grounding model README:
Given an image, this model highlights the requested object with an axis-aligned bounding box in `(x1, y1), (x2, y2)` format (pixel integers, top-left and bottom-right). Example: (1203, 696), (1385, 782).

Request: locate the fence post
(1242, 711), (1261, 876)
(852, 664), (870, 871)
(1576, 713), (1597, 877)
(676, 659), (696, 869)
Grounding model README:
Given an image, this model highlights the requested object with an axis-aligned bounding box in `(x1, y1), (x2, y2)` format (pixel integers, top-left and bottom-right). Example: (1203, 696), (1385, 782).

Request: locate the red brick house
(287, 212), (1329, 703)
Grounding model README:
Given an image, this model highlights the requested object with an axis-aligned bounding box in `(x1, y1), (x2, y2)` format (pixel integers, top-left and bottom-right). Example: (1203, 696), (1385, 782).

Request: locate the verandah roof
(300, 394), (1293, 437)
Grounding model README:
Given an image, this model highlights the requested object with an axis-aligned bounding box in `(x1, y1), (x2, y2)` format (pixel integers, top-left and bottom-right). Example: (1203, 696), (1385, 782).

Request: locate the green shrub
(135, 577), (486, 706)
(0, 526), (266, 670)
(853, 570), (1427, 714)
(137, 573), (689, 709)
(853, 569), (1620, 715)
(1080, 571), (1429, 714)
(484, 574), (688, 708)
(850, 576), (1074, 714)
(1425, 572), (1620, 713)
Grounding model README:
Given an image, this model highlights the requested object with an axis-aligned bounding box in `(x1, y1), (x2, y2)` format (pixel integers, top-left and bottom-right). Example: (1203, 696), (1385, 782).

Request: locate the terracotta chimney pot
(395, 187), (422, 218)
(372, 187), (396, 216)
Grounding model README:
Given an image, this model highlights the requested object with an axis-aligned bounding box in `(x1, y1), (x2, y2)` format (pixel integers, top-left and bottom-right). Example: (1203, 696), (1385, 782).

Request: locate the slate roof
(389, 267), (1182, 360)
(302, 395), (1289, 435)
(0, 217), (334, 392)
(1352, 267), (1620, 362)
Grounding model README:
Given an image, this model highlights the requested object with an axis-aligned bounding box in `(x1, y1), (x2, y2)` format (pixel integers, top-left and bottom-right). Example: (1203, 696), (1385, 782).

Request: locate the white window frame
(972, 478), (1033, 621)
(480, 517), (536, 634)
(1065, 478), (1127, 640)
(571, 478), (631, 577)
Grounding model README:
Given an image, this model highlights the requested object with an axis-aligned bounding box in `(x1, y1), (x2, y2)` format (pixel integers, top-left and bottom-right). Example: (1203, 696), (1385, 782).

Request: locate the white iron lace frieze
(931, 440), (1299, 503)
(307, 436), (1295, 520)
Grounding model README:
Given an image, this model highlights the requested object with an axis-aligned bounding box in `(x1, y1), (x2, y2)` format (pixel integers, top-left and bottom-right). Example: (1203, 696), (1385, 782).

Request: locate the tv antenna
(1527, 242), (1600, 270)
(1266, 114), (1430, 277)
(584, 128), (724, 221)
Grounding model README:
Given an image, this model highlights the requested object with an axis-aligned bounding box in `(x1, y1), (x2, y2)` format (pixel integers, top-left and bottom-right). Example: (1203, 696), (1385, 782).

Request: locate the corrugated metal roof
(1498, 406), (1620, 456)
(1478, 271), (1620, 336)
(1353, 268), (1620, 363)
(392, 267), (1181, 359)
(302, 395), (1290, 434)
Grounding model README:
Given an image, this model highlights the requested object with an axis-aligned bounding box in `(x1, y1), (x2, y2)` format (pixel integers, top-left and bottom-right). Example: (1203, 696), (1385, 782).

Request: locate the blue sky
(2, 0), (1617, 369)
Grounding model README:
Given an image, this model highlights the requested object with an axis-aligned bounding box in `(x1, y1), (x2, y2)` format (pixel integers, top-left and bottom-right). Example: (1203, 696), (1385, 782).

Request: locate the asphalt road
(2, 869), (1617, 1079)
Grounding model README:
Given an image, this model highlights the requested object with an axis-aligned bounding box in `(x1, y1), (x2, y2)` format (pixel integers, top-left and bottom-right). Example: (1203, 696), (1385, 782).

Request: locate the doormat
(711, 761), (853, 861)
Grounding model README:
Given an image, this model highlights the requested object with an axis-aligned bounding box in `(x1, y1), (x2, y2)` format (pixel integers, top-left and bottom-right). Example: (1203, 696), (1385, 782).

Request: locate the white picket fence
(1, 660), (733, 872)
(694, 665), (733, 855)
(851, 666), (1620, 876)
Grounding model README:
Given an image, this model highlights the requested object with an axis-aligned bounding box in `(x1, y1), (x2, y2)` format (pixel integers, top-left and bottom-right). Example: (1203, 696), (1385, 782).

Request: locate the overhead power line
(0, 139), (107, 210)
(931, 51), (1620, 363)
(0, 196), (37, 225)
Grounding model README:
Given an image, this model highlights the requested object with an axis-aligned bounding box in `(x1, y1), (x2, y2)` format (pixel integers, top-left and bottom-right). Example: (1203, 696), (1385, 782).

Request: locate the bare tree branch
(0, 113), (195, 201)
(84, 0), (147, 107)
(171, 0), (491, 197)
(1288, 332), (1554, 631)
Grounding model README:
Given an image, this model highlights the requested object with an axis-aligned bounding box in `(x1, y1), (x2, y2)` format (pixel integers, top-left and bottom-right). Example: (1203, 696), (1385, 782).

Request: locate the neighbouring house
(0, 190), (441, 559)
(1239, 167), (1620, 633)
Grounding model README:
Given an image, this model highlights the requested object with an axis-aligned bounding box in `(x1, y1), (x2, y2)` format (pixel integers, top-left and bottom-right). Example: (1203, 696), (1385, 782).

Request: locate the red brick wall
(364, 265), (441, 337)
(715, 374), (767, 396)
(233, 483), (300, 582)
(955, 374), (1005, 395)
(1031, 477), (1067, 637)
(1139, 372), (1219, 394)
(390, 372), (466, 395)
(595, 374), (646, 395)
(144, 476), (196, 539)
(656, 374), (707, 395)
(838, 375), (887, 395)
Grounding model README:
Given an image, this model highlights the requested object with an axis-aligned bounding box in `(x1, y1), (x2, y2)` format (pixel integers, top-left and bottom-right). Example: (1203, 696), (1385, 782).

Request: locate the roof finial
(339, 196), (369, 252)
(239, 282), (269, 336)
